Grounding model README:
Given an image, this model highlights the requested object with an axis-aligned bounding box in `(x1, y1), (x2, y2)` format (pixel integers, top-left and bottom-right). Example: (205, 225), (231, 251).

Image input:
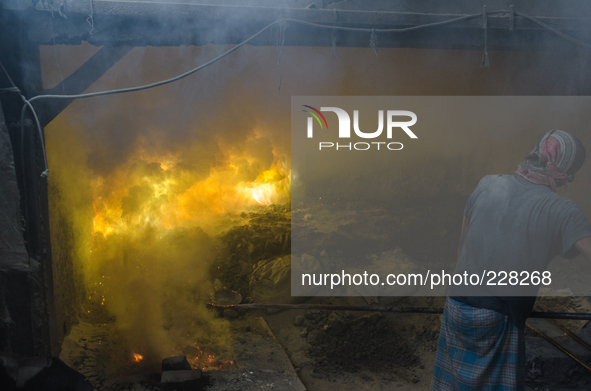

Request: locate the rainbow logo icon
(302, 105), (328, 129)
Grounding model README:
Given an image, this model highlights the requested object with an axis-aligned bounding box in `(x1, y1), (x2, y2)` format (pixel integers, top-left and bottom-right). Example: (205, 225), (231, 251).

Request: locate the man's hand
(574, 236), (591, 262)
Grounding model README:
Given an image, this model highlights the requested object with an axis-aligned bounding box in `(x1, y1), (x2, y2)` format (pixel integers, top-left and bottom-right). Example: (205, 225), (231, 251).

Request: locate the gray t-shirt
(451, 175), (591, 322)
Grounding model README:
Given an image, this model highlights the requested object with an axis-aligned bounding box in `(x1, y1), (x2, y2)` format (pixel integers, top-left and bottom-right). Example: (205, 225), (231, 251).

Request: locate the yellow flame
(249, 185), (272, 205)
(90, 145), (290, 238)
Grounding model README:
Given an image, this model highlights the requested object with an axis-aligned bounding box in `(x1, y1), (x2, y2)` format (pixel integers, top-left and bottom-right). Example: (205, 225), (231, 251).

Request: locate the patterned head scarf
(516, 130), (586, 191)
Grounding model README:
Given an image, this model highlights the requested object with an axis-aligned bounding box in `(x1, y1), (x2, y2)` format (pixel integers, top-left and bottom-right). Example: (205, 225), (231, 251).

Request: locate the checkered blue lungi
(431, 297), (525, 391)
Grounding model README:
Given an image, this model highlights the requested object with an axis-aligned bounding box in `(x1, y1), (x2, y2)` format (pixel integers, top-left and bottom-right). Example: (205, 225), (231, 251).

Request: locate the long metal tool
(535, 303), (591, 353)
(547, 319), (591, 352)
(525, 322), (591, 373)
(210, 303), (591, 320)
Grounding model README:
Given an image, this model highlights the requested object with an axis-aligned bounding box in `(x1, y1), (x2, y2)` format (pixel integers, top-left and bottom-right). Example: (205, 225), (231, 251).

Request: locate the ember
(182, 345), (234, 371)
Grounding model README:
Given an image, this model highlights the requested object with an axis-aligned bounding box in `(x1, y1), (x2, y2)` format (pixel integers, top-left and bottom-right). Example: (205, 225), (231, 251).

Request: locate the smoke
(46, 112), (235, 370)
(41, 31), (591, 367)
(88, 224), (229, 371)
(43, 44), (302, 369)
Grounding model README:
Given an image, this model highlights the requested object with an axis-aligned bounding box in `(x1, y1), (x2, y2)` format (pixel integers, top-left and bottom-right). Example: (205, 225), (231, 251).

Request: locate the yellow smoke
(46, 112), (290, 371)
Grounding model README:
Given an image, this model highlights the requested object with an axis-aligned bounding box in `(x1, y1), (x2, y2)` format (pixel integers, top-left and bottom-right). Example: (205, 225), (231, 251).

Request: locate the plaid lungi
(431, 297), (525, 391)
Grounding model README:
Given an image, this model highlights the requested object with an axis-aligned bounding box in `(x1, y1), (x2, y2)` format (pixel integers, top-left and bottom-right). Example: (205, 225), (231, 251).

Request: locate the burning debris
(179, 345), (233, 372)
(41, 58), (292, 379)
(57, 202), (290, 389)
(74, 127), (290, 376)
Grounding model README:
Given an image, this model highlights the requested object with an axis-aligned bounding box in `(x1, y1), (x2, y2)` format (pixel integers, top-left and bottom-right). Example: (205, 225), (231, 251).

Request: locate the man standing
(431, 130), (591, 390)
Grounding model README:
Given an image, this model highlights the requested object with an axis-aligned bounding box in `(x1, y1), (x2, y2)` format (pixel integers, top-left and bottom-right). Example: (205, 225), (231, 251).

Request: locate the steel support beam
(3, 1), (591, 50)
(37, 45), (132, 127)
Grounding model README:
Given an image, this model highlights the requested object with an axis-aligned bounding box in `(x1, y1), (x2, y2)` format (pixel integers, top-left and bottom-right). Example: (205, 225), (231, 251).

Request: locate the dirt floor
(60, 297), (442, 391)
(56, 203), (591, 390)
(58, 294), (591, 391)
(262, 296), (442, 391)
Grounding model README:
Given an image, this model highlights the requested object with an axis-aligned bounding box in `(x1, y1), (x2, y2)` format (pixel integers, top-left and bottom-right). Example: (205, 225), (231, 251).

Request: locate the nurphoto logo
(303, 105), (418, 151)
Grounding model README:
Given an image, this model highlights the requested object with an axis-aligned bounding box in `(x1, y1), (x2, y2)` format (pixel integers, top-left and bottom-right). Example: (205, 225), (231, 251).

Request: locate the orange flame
(251, 186), (272, 205)
(133, 353), (143, 362)
(187, 353), (233, 371)
(90, 149), (290, 238)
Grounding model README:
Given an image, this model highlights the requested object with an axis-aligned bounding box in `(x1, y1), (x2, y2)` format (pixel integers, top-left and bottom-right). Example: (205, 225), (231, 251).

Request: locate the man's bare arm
(574, 236), (591, 262)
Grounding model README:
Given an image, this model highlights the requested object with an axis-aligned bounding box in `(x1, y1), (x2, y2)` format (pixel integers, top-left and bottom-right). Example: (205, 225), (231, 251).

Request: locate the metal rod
(210, 303), (591, 320)
(535, 303), (591, 352)
(526, 322), (591, 373)
(528, 311), (591, 321)
(212, 303), (443, 313)
(553, 322), (591, 352)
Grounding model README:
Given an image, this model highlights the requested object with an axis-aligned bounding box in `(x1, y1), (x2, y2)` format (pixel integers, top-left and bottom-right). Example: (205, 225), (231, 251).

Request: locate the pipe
(210, 303), (591, 320)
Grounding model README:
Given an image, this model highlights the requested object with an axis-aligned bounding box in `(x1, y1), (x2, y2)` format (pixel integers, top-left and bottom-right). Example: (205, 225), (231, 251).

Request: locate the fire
(90, 145), (290, 238)
(251, 187), (271, 205)
(240, 166), (290, 206)
(185, 347), (234, 371)
(245, 182), (278, 205)
(81, 135), (287, 365)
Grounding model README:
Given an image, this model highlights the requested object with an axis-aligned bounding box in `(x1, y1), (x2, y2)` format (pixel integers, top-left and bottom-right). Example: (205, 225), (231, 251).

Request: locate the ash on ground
(301, 310), (422, 372)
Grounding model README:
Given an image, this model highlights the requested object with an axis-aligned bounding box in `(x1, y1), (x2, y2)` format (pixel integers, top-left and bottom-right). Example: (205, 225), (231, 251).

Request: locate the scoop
(211, 289), (243, 307)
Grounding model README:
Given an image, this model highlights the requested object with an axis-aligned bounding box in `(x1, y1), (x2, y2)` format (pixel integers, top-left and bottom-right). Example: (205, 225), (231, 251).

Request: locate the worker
(431, 130), (591, 390)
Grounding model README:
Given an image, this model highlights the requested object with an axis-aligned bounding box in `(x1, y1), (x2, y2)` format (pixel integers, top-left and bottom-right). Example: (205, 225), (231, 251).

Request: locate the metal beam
(4, 1), (591, 50)
(37, 45), (132, 127)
